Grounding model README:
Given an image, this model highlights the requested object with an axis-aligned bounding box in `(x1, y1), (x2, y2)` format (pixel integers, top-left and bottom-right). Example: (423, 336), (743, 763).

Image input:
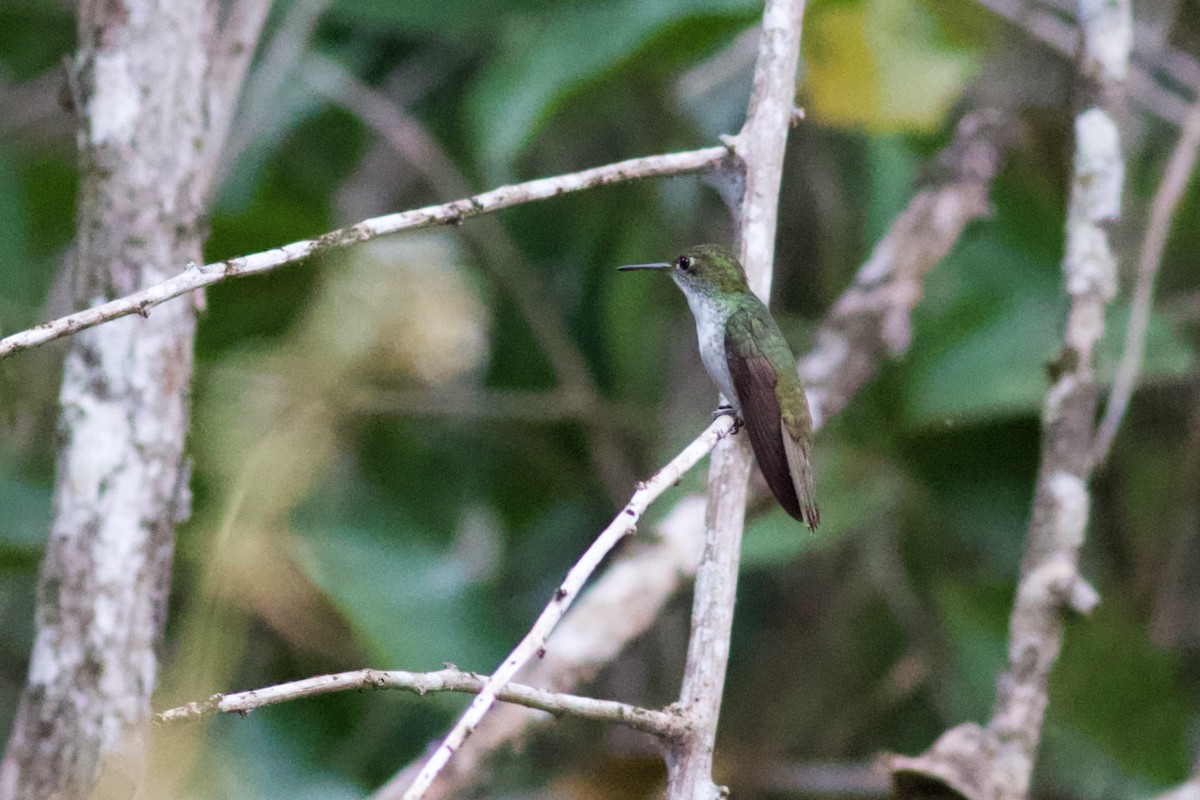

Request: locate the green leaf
(466, 0), (758, 179)
(294, 523), (500, 671)
(742, 441), (902, 566)
(901, 228), (1195, 426)
(1048, 598), (1194, 785)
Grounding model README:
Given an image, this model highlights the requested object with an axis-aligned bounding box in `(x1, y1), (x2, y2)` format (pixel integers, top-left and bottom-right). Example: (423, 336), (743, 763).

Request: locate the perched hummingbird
(619, 244), (819, 530)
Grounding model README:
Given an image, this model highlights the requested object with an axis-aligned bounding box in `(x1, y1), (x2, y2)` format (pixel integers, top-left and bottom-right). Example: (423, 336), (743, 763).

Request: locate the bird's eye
(678, 255), (693, 271)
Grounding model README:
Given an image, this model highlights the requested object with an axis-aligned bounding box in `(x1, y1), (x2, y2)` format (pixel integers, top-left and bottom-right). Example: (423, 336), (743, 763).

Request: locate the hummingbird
(619, 244), (819, 530)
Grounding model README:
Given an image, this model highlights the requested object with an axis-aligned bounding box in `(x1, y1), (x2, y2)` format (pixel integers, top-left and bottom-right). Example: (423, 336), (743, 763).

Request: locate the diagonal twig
(0, 145), (730, 360)
(397, 416), (736, 800)
(1092, 99), (1200, 463)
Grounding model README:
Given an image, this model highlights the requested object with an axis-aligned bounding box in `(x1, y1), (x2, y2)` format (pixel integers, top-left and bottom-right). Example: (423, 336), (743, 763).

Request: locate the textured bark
(887, 0), (1129, 797)
(664, 1), (806, 798)
(0, 2), (210, 798)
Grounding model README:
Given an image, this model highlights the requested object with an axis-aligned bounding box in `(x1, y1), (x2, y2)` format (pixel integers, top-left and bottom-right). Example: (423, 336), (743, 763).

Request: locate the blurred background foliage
(1, 0), (1199, 796)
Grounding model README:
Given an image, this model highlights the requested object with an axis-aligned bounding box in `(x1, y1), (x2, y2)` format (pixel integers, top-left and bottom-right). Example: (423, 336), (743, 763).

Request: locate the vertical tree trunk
(0, 2), (209, 798)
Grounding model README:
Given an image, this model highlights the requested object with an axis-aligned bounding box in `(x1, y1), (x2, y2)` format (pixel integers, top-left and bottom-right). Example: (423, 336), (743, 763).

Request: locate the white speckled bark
(0, 1), (211, 798)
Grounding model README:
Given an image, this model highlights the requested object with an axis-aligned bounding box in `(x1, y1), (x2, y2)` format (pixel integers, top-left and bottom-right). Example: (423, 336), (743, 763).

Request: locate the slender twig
(1093, 99), (1200, 463)
(154, 667), (686, 739)
(0, 145), (729, 360)
(399, 416), (736, 800)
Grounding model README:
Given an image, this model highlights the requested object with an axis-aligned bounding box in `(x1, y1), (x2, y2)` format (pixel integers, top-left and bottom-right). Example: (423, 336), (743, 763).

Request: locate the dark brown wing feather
(724, 329), (804, 523)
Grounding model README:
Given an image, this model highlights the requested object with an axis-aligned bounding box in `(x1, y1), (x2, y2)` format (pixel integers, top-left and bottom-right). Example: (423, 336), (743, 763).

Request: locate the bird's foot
(712, 404), (743, 434)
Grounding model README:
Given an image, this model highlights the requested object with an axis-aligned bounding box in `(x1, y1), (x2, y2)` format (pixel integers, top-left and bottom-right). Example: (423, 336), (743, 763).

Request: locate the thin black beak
(616, 262), (672, 271)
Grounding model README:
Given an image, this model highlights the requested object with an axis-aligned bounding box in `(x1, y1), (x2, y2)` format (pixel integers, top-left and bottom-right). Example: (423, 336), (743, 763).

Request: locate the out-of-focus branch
(200, 0), (272, 199)
(888, 0), (1129, 796)
(0, 145), (730, 360)
(976, 0), (1189, 124)
(304, 54), (638, 497)
(398, 416), (736, 800)
(369, 106), (1017, 800)
(154, 667), (686, 739)
(800, 108), (1014, 428)
(1093, 99), (1200, 462)
(665, 2), (805, 799)
(215, 0), (331, 189)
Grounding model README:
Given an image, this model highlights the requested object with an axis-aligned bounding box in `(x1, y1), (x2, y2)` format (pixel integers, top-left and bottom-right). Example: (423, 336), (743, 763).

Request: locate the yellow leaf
(804, 0), (976, 132)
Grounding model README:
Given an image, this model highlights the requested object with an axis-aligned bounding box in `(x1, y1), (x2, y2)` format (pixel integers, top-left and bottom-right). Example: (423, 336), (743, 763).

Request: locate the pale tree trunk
(0, 1), (211, 798)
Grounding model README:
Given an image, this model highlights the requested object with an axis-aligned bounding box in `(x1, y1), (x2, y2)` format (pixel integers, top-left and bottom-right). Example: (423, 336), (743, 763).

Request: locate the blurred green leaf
(743, 441), (903, 565)
(295, 523), (501, 671)
(1049, 598), (1194, 784)
(466, 0), (758, 178)
(934, 581), (1008, 721)
(902, 228), (1195, 426)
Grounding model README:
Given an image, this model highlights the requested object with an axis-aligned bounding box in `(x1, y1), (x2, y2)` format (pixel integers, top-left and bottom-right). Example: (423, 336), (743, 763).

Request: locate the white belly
(684, 291), (738, 410)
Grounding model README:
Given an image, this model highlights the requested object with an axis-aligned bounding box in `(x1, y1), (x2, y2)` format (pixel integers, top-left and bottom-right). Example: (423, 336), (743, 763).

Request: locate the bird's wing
(724, 308), (804, 524)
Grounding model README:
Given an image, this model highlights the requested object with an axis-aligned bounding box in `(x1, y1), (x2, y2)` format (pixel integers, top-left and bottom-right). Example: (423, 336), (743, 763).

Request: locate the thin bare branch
(399, 416), (737, 800)
(665, 2), (806, 798)
(1093, 99), (1200, 462)
(0, 145), (730, 360)
(154, 667), (686, 740)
